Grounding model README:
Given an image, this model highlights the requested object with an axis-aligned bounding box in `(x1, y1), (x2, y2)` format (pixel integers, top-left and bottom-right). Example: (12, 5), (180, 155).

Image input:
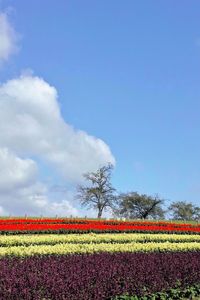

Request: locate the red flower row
(0, 223), (200, 233)
(0, 218), (199, 228)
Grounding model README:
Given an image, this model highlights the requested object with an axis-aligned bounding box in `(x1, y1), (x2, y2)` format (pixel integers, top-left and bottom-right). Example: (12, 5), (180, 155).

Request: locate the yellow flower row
(1, 233), (200, 247)
(0, 241), (200, 257)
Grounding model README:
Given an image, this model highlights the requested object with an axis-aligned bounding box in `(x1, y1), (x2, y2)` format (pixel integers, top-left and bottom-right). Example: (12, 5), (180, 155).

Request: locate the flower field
(0, 218), (200, 299)
(0, 217), (200, 234)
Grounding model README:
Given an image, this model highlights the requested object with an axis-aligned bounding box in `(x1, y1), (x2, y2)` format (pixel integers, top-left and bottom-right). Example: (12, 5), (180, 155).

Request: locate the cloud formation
(0, 10), (115, 217)
(0, 75), (115, 180)
(0, 75), (115, 216)
(0, 12), (18, 63)
(0, 147), (37, 192)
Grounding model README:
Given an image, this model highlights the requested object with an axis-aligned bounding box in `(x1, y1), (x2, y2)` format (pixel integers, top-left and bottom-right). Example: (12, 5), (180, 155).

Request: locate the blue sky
(0, 0), (200, 216)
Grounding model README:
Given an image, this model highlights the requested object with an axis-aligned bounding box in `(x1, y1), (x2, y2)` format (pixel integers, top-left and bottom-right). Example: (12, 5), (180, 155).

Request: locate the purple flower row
(0, 251), (200, 300)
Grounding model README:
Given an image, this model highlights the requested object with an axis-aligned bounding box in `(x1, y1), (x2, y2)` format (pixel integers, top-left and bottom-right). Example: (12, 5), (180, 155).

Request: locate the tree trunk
(97, 209), (103, 219)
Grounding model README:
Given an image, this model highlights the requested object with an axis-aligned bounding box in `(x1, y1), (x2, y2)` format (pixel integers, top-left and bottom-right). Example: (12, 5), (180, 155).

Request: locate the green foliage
(169, 201), (200, 221)
(113, 192), (165, 220)
(113, 283), (200, 300)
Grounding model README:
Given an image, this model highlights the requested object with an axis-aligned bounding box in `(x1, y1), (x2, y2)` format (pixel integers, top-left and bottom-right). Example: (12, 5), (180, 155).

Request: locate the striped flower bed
(0, 252), (200, 299)
(1, 233), (200, 246)
(0, 218), (200, 234)
(0, 218), (200, 299)
(0, 233), (200, 257)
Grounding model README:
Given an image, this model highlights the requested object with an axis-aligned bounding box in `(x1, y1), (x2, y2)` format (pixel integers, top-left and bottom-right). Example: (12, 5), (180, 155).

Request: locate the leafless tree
(76, 163), (117, 219)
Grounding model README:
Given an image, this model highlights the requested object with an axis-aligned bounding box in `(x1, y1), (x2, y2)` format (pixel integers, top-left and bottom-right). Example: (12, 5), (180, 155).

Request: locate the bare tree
(76, 163), (117, 219)
(113, 192), (165, 220)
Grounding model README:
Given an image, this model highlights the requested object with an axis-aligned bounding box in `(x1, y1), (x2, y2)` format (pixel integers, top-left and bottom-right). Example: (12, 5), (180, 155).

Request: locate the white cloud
(0, 74), (115, 216)
(42, 199), (78, 217)
(0, 147), (37, 192)
(0, 206), (8, 215)
(0, 11), (115, 217)
(0, 179), (79, 217)
(0, 75), (115, 182)
(0, 12), (18, 63)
